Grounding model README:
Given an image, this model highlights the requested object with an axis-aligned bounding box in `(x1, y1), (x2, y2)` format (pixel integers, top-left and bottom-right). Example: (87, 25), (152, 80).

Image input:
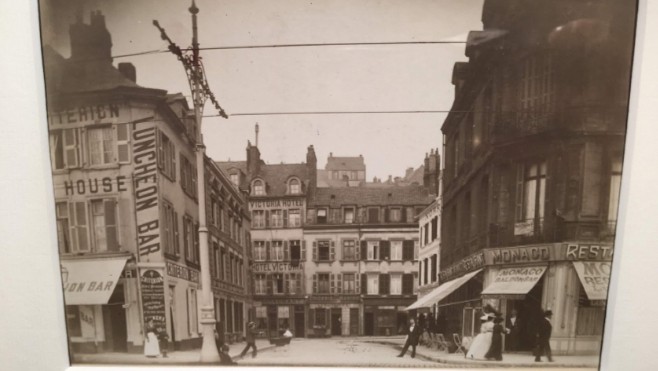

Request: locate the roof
(404, 165), (425, 184)
(216, 161), (310, 197)
(310, 185), (434, 207)
(325, 156), (365, 171)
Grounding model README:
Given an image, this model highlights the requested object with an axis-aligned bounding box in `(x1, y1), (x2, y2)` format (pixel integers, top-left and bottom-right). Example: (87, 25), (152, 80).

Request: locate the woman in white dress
(466, 315), (494, 360)
(144, 320), (161, 358)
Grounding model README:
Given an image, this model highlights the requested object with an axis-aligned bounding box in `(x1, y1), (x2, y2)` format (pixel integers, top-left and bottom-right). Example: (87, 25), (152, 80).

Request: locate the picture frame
(2, 1), (657, 370)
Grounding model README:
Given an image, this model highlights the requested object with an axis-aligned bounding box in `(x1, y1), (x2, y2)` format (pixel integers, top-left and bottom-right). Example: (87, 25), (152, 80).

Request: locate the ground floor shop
(213, 293), (249, 344)
(411, 242), (612, 355)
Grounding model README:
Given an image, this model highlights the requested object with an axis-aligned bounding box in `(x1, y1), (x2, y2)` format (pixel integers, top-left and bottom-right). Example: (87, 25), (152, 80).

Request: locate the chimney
(405, 167), (414, 179)
(118, 62), (136, 82)
(423, 149), (441, 196)
(69, 11), (113, 63)
(246, 140), (261, 175)
(306, 145), (317, 194)
(255, 123), (259, 147)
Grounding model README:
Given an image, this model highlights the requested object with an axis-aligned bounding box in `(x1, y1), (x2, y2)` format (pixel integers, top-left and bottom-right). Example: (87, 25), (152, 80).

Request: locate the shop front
(308, 295), (361, 337)
(253, 297), (307, 338)
(364, 297), (416, 336)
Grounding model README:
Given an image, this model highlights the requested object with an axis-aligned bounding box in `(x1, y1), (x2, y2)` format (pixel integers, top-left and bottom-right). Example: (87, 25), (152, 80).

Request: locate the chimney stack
(69, 11), (113, 63)
(118, 62), (136, 82)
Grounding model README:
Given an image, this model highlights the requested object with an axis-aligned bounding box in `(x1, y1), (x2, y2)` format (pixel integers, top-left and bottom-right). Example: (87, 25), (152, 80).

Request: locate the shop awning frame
(60, 255), (129, 305)
(481, 265), (547, 299)
(405, 269), (483, 311)
(572, 261), (611, 301)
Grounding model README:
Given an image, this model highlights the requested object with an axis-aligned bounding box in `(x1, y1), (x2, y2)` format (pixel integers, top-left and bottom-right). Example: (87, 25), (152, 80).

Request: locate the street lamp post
(153, 0), (228, 363)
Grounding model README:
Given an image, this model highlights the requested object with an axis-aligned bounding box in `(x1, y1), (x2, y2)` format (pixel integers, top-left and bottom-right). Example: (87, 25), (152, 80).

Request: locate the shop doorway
(331, 309), (342, 336)
(267, 306), (278, 337)
(364, 312), (374, 336)
(103, 283), (127, 352)
(350, 308), (359, 335)
(506, 276), (545, 352)
(294, 305), (305, 337)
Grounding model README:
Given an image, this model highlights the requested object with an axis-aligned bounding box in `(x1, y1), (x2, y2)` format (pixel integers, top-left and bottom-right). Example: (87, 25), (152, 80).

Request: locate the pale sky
(40, 0), (484, 179)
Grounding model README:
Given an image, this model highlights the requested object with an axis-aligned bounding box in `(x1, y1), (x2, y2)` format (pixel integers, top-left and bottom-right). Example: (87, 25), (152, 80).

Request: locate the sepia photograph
(36, 0), (638, 368)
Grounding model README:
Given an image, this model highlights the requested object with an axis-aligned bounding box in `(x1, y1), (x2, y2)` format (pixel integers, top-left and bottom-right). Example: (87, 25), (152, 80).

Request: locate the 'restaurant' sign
(438, 252), (485, 282)
(572, 261), (611, 301)
(133, 124), (161, 260)
(252, 262), (304, 272)
(140, 268), (167, 330)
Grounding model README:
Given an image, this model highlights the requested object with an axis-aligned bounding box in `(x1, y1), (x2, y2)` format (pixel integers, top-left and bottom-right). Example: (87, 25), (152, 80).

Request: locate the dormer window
(230, 173), (239, 187)
(289, 178), (301, 195)
(253, 179), (265, 196)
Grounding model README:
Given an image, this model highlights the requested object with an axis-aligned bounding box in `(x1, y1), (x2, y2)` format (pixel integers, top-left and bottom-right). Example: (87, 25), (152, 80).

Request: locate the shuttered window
(402, 240), (414, 260)
(402, 274), (414, 294)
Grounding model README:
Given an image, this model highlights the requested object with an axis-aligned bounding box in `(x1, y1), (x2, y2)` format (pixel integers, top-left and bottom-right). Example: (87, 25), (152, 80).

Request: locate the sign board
(252, 262), (304, 272)
(438, 252), (485, 282)
(514, 220), (534, 236)
(133, 124), (161, 260)
(166, 262), (200, 283)
(572, 261), (611, 300)
(140, 268), (167, 331)
(487, 245), (552, 265)
(482, 266), (547, 296)
(249, 198), (304, 210)
(255, 307), (267, 318)
(278, 306), (290, 318)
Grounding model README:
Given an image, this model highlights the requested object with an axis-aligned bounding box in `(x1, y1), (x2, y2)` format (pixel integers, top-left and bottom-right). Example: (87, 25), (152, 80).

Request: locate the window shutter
(402, 207), (408, 223)
(379, 274), (390, 295)
(170, 141), (176, 181)
(312, 274), (318, 294)
(337, 274), (343, 294)
(116, 124), (130, 164)
(63, 129), (80, 168)
(265, 210), (270, 227)
(515, 163), (525, 221)
(312, 241), (317, 261)
(174, 211), (180, 255)
(360, 241), (367, 260)
(330, 240), (335, 261)
(414, 241), (419, 260)
(266, 274), (273, 294)
(380, 240), (390, 261)
(330, 274), (335, 294)
(361, 274), (367, 294)
(403, 240), (414, 260)
(355, 274), (361, 293)
(104, 199), (118, 251)
(355, 242), (360, 261)
(384, 207), (389, 222)
(283, 210), (288, 228)
(301, 240), (307, 260)
(265, 241), (271, 261)
(157, 130), (164, 169)
(284, 241), (290, 261)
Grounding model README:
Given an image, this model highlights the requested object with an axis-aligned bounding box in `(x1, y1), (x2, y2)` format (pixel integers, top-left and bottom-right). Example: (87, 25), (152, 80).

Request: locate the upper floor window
(180, 154), (197, 198)
(162, 201), (180, 257)
(57, 198), (119, 254)
(270, 209), (284, 228)
(342, 240), (357, 261)
(390, 274), (402, 295)
(230, 173), (239, 186)
(288, 209), (302, 227)
(88, 127), (115, 165)
(252, 180), (265, 196)
(391, 240), (403, 261)
(289, 178), (301, 195)
(343, 273), (357, 294)
(344, 208), (355, 224)
(317, 240), (331, 261)
(367, 275), (379, 295)
(367, 241), (379, 261)
(253, 241), (266, 261)
(519, 53), (555, 121)
(271, 240), (284, 261)
(516, 160), (547, 229)
(317, 208), (327, 224)
(607, 158), (623, 230)
(255, 274), (266, 294)
(157, 131), (176, 180)
(50, 129), (80, 170)
(317, 274), (330, 294)
(368, 207), (380, 223)
(389, 207), (402, 222)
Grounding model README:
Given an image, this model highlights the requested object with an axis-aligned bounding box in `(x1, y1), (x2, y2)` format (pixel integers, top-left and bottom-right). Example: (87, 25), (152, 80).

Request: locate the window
(391, 240), (402, 261)
(50, 129), (80, 170)
(56, 202), (71, 254)
(64, 199), (119, 253)
(342, 240), (356, 261)
(318, 274), (330, 294)
(187, 288), (198, 335)
(390, 274), (402, 295)
(221, 246), (228, 280)
(253, 180), (265, 196)
(65, 306), (82, 337)
(389, 208), (401, 222)
(290, 240), (301, 262)
(367, 275), (379, 295)
(519, 53), (554, 123)
(162, 201), (180, 256)
(272, 274), (285, 295)
(270, 210), (284, 228)
(255, 274), (266, 294)
(344, 208), (354, 223)
(516, 160), (547, 231)
(317, 208), (327, 224)
(287, 273), (302, 294)
(431, 254), (438, 283)
(367, 241), (379, 260)
(180, 155), (197, 198)
(576, 284), (605, 336)
(157, 130), (176, 180)
(252, 210), (265, 229)
(253, 241), (266, 261)
(88, 127), (115, 165)
(379, 274), (390, 295)
(317, 240), (331, 261)
(423, 258), (429, 284)
(289, 178), (301, 194)
(431, 217), (438, 241)
(343, 273), (356, 293)
(607, 158), (622, 232)
(368, 208), (380, 223)
(402, 240), (415, 260)
(213, 242), (220, 279)
(271, 241), (284, 261)
(183, 215), (198, 263)
(288, 209), (302, 227)
(315, 308), (327, 326)
(230, 173), (239, 186)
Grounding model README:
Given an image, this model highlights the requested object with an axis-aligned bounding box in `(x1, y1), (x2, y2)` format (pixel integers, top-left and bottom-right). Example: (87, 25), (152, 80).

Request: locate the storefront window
(315, 308), (327, 326)
(65, 306), (82, 337)
(576, 284), (605, 336)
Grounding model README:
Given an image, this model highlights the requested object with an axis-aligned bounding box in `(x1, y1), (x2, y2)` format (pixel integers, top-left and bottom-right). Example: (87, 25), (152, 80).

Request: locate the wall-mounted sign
(487, 245), (552, 265)
(49, 103), (122, 127)
(249, 198), (304, 210)
(565, 244), (613, 261)
(63, 176), (128, 196)
(133, 124), (161, 259)
(278, 306), (290, 318)
(166, 262), (200, 283)
(438, 252), (485, 283)
(514, 220), (534, 236)
(572, 261), (611, 300)
(252, 262), (304, 272)
(140, 268), (166, 330)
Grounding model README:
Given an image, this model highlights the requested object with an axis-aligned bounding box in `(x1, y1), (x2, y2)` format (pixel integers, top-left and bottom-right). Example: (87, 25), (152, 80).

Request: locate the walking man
(397, 318), (421, 358)
(240, 321), (258, 359)
(534, 310), (554, 362)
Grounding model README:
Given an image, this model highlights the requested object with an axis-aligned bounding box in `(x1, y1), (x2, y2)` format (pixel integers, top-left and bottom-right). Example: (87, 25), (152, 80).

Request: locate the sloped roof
(216, 161), (309, 197)
(325, 156), (366, 171)
(310, 185), (434, 207)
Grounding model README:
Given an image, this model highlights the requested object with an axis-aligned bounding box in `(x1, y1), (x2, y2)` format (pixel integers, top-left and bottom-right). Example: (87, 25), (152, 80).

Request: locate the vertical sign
(140, 269), (166, 330)
(133, 124), (161, 260)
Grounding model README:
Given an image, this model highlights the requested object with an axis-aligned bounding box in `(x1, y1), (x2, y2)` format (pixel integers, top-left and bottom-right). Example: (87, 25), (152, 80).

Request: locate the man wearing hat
(239, 321), (258, 359)
(534, 310), (554, 362)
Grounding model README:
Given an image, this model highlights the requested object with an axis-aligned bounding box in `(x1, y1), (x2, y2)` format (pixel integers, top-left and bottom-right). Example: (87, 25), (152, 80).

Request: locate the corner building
(436, 0), (634, 355)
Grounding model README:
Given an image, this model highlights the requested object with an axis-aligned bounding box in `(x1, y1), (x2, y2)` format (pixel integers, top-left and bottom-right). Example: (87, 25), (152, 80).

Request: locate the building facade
(46, 12), (248, 353)
(436, 0), (634, 355)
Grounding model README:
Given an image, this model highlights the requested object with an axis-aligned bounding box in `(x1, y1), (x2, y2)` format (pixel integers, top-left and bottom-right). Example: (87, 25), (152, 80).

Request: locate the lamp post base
(199, 306), (220, 363)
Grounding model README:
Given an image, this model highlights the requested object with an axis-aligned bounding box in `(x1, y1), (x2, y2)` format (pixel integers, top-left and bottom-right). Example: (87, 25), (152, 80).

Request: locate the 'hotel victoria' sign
(252, 262), (304, 272)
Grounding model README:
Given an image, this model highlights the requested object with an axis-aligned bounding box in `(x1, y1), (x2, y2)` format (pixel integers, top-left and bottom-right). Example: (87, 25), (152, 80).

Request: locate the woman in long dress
(144, 320), (161, 358)
(466, 315), (494, 360)
(485, 317), (506, 361)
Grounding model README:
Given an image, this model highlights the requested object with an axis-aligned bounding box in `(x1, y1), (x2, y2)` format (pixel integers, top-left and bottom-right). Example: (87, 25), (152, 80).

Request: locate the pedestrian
(143, 319), (160, 358)
(466, 314), (494, 360)
(485, 317), (507, 361)
(534, 310), (554, 362)
(157, 326), (169, 358)
(506, 309), (520, 352)
(219, 344), (237, 365)
(397, 318), (421, 358)
(239, 321), (258, 359)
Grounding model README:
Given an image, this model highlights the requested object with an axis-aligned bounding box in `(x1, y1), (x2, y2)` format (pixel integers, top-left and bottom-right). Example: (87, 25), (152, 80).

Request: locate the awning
(406, 269), (483, 311)
(481, 265), (547, 299)
(60, 256), (129, 305)
(572, 261), (611, 301)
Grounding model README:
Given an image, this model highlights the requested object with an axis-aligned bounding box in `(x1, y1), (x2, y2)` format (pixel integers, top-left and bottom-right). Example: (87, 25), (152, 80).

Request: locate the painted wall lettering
(63, 176), (128, 196)
(49, 103), (121, 127)
(133, 124), (161, 258)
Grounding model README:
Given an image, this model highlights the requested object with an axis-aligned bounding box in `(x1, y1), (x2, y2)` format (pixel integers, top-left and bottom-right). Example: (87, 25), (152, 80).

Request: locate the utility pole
(153, 0), (228, 363)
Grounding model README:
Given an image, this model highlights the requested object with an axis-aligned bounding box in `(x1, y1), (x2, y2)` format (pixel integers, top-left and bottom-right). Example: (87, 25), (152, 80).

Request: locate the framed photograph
(12, 0), (648, 369)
